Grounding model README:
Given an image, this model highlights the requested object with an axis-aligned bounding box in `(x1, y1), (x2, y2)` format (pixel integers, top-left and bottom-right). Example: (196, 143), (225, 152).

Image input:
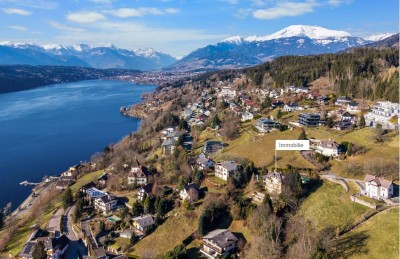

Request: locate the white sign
(276, 140), (310, 150)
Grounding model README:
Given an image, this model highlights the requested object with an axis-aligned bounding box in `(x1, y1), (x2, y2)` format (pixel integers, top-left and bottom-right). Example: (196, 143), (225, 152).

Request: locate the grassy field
(131, 207), (199, 258)
(305, 127), (399, 179)
(333, 208), (399, 259)
(228, 220), (253, 244)
(215, 129), (315, 169)
(70, 169), (105, 192)
(298, 180), (370, 232)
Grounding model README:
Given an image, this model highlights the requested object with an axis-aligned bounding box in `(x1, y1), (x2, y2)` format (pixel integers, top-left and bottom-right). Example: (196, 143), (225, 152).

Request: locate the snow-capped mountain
(365, 33), (395, 42)
(0, 42), (177, 71)
(169, 25), (372, 71)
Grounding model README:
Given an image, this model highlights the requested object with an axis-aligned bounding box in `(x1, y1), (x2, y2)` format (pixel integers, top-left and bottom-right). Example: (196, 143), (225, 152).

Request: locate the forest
(244, 48), (399, 102)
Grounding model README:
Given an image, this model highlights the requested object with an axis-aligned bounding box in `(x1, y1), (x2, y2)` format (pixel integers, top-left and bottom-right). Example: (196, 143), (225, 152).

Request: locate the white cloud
(235, 8), (252, 19)
(107, 7), (180, 18)
(8, 25), (27, 30)
(165, 8), (179, 14)
(89, 0), (114, 4)
(0, 0), (57, 10)
(49, 21), (86, 32)
(327, 0), (352, 7)
(66, 11), (106, 23)
(219, 0), (240, 4)
(253, 0), (319, 20)
(3, 8), (31, 15)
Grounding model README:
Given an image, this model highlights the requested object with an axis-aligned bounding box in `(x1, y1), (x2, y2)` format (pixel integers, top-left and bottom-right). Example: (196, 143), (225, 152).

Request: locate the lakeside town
(2, 63), (398, 258)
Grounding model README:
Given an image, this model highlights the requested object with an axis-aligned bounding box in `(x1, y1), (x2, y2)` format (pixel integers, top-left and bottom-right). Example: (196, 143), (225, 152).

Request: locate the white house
(132, 214), (155, 234)
(127, 158), (148, 186)
(94, 194), (118, 214)
(219, 86), (237, 98)
(200, 229), (238, 259)
(215, 161), (238, 181)
(196, 153), (214, 170)
(311, 139), (341, 157)
(255, 118), (279, 133)
(241, 111), (254, 122)
(283, 103), (303, 112)
(363, 174), (394, 199)
(365, 101), (400, 129)
(179, 183), (200, 203)
(263, 171), (285, 194)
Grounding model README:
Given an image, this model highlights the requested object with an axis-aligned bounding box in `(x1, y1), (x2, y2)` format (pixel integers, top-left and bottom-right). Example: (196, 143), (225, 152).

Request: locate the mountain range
(0, 42), (177, 71)
(0, 25), (396, 71)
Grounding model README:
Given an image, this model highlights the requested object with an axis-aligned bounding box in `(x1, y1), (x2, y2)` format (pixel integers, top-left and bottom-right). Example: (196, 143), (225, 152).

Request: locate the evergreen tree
(130, 232), (137, 245)
(62, 188), (74, 210)
(132, 200), (143, 217)
(276, 109), (283, 119)
(32, 241), (47, 259)
(374, 123), (384, 142)
(359, 115), (366, 128)
(154, 196), (161, 214)
(143, 196), (153, 214)
(198, 212), (209, 236)
(211, 114), (221, 128)
(74, 198), (83, 223)
(298, 129), (307, 140)
(157, 199), (167, 219)
(261, 96), (272, 109)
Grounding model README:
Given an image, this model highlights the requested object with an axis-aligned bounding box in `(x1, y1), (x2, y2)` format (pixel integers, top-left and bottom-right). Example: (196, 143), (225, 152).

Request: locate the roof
(202, 229), (238, 248)
(86, 187), (106, 198)
(128, 166), (148, 178)
(264, 171), (285, 182)
(132, 214), (155, 228)
(363, 174), (393, 189)
(82, 181), (96, 190)
(217, 161), (238, 171)
(54, 235), (70, 250)
(19, 241), (36, 258)
(139, 183), (153, 194)
(98, 194), (117, 204)
(184, 183), (199, 192)
(319, 139), (339, 149)
(132, 157), (140, 167)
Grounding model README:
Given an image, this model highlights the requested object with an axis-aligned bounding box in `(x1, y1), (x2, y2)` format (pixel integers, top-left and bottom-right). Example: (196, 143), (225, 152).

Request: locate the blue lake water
(0, 80), (155, 208)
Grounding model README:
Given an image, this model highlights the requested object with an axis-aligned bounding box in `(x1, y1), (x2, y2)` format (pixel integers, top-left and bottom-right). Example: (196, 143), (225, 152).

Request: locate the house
(196, 153), (214, 170)
(312, 139), (344, 157)
(365, 101), (400, 129)
(127, 158), (148, 186)
(215, 161), (238, 181)
(255, 118), (279, 132)
(180, 183), (200, 203)
(298, 113), (321, 127)
(97, 173), (108, 187)
(200, 229), (238, 259)
(181, 107), (193, 120)
(85, 187), (107, 203)
(80, 181), (96, 193)
(131, 214), (155, 234)
(55, 180), (70, 190)
(138, 183), (153, 202)
(338, 111), (356, 122)
(204, 141), (224, 154)
(161, 130), (182, 155)
(335, 96), (352, 106)
(241, 111), (254, 122)
(363, 174), (394, 199)
(18, 230), (69, 259)
(263, 171), (285, 194)
(220, 86), (237, 98)
(317, 96), (330, 105)
(346, 102), (360, 111)
(94, 194), (118, 214)
(333, 120), (353, 131)
(283, 103), (302, 112)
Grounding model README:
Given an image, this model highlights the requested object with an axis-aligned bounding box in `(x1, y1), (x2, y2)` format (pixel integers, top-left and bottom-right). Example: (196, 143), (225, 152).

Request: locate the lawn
(131, 207), (199, 258)
(298, 180), (370, 232)
(333, 208), (399, 259)
(215, 129), (316, 169)
(70, 169), (105, 192)
(305, 127), (399, 180)
(228, 220), (253, 244)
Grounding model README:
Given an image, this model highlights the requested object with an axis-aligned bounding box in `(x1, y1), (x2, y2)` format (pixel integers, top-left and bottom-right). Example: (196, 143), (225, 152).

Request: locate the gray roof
(98, 194), (117, 203)
(202, 229), (238, 248)
(217, 161), (238, 171)
(132, 214), (155, 228)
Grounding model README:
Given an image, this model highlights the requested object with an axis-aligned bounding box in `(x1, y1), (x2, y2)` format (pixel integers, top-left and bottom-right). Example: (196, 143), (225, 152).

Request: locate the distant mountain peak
(220, 36), (244, 44)
(134, 47), (157, 58)
(42, 43), (64, 50)
(365, 33), (395, 42)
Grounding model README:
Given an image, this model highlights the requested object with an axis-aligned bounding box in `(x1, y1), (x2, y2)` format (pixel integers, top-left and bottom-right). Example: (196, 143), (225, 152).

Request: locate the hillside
(0, 65), (140, 94)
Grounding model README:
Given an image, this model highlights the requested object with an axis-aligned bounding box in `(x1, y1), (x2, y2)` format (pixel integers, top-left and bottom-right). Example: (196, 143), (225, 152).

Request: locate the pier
(19, 181), (40, 186)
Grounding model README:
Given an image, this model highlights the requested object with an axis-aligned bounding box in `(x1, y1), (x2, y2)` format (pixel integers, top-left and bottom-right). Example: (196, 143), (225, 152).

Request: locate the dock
(19, 181), (40, 186)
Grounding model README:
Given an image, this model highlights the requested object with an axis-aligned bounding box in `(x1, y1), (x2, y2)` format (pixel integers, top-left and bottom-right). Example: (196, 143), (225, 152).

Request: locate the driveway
(62, 205), (88, 258)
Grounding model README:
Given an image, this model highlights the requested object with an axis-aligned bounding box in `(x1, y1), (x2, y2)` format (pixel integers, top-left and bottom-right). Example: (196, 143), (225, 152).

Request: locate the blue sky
(1, 0), (398, 57)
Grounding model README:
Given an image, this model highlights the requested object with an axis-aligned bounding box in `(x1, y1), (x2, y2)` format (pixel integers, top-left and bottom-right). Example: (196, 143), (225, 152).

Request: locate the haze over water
(0, 80), (155, 208)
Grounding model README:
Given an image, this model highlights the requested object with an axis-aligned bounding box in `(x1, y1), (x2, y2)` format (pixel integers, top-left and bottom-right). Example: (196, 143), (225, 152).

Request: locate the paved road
(62, 205), (88, 259)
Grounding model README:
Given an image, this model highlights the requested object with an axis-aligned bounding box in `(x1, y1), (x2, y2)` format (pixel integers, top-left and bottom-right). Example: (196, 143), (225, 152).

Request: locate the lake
(0, 80), (155, 209)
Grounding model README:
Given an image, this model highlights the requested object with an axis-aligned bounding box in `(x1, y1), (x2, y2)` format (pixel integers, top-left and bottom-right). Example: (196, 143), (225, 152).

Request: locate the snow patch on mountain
(220, 36), (244, 44)
(365, 33), (395, 41)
